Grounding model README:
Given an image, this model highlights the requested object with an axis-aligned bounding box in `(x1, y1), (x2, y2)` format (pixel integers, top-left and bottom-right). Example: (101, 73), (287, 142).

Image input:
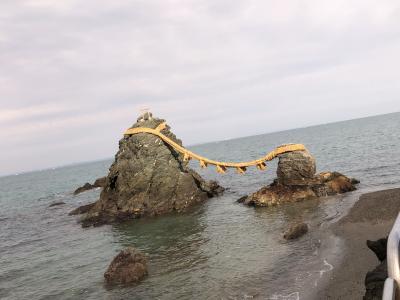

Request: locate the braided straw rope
(124, 122), (306, 174)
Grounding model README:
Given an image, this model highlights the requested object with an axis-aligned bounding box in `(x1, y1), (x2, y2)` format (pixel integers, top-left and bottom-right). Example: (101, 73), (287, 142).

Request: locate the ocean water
(1, 112), (399, 300)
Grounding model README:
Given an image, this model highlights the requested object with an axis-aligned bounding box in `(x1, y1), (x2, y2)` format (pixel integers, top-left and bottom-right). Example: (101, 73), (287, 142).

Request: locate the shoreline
(315, 187), (400, 299)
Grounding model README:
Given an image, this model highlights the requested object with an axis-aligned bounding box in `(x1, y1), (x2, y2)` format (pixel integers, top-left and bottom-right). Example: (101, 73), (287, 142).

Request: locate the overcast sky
(1, 0), (400, 176)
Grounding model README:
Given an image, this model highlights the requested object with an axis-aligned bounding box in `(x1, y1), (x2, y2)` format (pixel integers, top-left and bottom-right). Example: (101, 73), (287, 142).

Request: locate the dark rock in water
(69, 202), (96, 216)
(93, 177), (107, 188)
(48, 201), (66, 207)
(367, 237), (387, 262)
(237, 196), (248, 204)
(74, 183), (93, 195)
(283, 222), (308, 240)
(74, 177), (107, 195)
(104, 247), (148, 285)
(75, 116), (224, 227)
(241, 149), (358, 207)
(364, 259), (387, 300)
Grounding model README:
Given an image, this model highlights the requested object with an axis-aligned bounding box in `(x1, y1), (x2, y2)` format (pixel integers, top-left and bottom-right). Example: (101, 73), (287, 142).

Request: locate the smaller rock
(49, 201), (66, 207)
(74, 177), (107, 195)
(237, 196), (248, 204)
(93, 177), (107, 187)
(283, 222), (308, 240)
(74, 183), (93, 195)
(69, 202), (96, 215)
(104, 247), (148, 285)
(277, 150), (316, 186)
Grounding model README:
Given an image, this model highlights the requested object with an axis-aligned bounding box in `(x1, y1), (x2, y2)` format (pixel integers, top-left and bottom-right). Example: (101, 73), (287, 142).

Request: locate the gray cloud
(1, 0), (400, 175)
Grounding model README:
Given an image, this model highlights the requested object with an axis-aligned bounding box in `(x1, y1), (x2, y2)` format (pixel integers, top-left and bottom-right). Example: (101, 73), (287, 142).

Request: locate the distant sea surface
(1, 112), (400, 300)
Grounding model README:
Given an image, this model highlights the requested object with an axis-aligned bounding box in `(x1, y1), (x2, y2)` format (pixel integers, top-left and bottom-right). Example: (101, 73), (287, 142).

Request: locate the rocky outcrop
(239, 149), (358, 207)
(104, 247), (148, 285)
(74, 177), (107, 195)
(364, 237), (388, 300)
(75, 116), (223, 227)
(283, 222), (308, 240)
(69, 202), (96, 216)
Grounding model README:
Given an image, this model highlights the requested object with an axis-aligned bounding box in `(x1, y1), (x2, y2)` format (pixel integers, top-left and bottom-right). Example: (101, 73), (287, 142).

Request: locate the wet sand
(317, 188), (400, 299)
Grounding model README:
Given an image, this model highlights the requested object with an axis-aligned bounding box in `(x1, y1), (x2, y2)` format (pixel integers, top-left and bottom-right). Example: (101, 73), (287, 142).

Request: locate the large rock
(104, 247), (148, 285)
(75, 116), (224, 227)
(240, 149), (358, 207)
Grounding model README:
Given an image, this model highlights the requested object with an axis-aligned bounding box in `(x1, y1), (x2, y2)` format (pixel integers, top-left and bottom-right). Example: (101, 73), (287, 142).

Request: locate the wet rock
(74, 176), (107, 195)
(364, 259), (387, 300)
(241, 149), (358, 207)
(283, 222), (308, 240)
(74, 183), (92, 195)
(68, 202), (96, 216)
(93, 177), (107, 187)
(104, 247), (148, 285)
(76, 115), (224, 227)
(237, 195), (248, 204)
(367, 237), (387, 262)
(48, 201), (66, 207)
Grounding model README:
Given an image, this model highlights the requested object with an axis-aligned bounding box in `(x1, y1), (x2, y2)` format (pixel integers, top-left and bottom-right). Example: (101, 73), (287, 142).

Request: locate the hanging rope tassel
(236, 166), (246, 174)
(183, 152), (191, 162)
(199, 160), (208, 168)
(256, 162), (267, 170)
(124, 123), (306, 175)
(216, 165), (227, 174)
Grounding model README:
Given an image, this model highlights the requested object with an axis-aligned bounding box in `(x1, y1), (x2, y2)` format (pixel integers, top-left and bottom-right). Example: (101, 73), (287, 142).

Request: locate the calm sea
(1, 113), (399, 300)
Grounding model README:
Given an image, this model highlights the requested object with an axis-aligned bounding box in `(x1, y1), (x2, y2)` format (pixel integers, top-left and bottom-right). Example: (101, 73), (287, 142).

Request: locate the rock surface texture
(104, 247), (148, 285)
(74, 177), (107, 195)
(239, 149), (358, 207)
(74, 116), (223, 227)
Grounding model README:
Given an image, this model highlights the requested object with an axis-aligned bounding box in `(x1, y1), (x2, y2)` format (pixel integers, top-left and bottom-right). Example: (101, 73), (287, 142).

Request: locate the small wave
(319, 259), (333, 276)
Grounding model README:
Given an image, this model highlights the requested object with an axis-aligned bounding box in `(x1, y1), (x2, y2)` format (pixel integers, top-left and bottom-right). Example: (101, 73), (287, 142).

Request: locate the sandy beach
(317, 188), (400, 299)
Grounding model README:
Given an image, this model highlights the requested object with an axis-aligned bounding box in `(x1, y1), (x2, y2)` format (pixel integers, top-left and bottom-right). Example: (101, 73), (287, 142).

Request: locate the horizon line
(1, 110), (398, 178)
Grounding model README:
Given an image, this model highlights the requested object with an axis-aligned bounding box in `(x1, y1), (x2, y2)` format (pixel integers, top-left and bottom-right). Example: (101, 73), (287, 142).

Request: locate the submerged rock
(283, 222), (308, 240)
(104, 247), (148, 285)
(75, 115), (223, 227)
(74, 177), (107, 195)
(48, 201), (66, 207)
(240, 149), (358, 207)
(68, 202), (96, 216)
